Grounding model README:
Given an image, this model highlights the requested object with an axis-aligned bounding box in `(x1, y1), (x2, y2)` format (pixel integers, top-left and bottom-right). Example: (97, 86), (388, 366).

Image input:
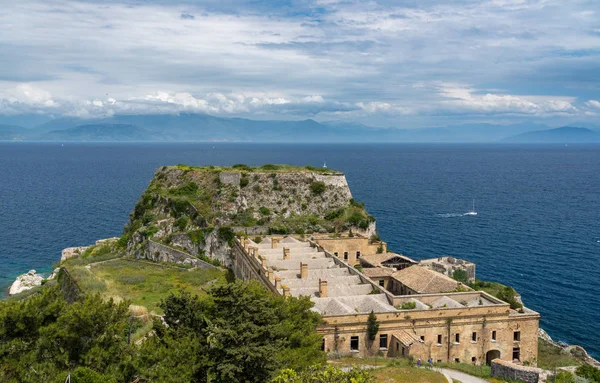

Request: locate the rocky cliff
(122, 164), (375, 266)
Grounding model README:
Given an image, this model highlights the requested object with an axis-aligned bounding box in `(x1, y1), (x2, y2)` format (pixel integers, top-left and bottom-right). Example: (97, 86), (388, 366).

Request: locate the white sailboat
(464, 199), (477, 216)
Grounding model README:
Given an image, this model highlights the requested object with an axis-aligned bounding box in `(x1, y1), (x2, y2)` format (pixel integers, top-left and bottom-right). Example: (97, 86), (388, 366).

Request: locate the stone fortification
(123, 164), (374, 267)
(146, 240), (218, 269)
(491, 359), (541, 383)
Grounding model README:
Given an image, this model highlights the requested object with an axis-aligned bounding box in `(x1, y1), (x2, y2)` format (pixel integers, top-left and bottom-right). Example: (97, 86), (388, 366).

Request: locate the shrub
(261, 164), (280, 171)
(259, 207), (271, 215)
(217, 227), (235, 245)
(325, 208), (344, 221)
(576, 365), (600, 382)
(232, 164), (253, 172)
(452, 269), (469, 283)
(175, 216), (188, 231)
(254, 236), (262, 244)
(400, 301), (416, 310)
(309, 181), (326, 195)
(240, 177), (250, 188)
(254, 185), (262, 193)
(171, 182), (199, 196)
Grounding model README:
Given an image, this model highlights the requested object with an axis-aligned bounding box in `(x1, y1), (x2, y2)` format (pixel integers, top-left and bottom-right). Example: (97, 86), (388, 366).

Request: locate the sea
(0, 142), (599, 357)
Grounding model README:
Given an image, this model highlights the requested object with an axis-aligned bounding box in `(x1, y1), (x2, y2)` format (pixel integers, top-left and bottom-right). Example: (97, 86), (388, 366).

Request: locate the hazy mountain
(42, 124), (154, 142)
(502, 127), (600, 143)
(0, 113), (591, 143)
(0, 124), (30, 141)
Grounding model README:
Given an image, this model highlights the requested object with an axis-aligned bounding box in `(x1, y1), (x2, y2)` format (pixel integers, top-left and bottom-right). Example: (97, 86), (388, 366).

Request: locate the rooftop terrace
(240, 236), (517, 317)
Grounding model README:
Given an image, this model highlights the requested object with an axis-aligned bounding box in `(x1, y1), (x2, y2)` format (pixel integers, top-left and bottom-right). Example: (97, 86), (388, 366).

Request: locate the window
(334, 252), (338, 257)
(512, 347), (521, 361)
(321, 338), (326, 351)
(437, 360), (442, 363)
(344, 252), (349, 260)
(455, 358), (460, 363)
(472, 332), (477, 342)
(356, 251), (361, 259)
(379, 334), (388, 349)
(437, 335), (442, 344)
(472, 357), (477, 364)
(455, 333), (460, 343)
(420, 335), (425, 342)
(492, 331), (497, 341)
(379, 279), (385, 287)
(350, 336), (359, 351)
(514, 331), (521, 341)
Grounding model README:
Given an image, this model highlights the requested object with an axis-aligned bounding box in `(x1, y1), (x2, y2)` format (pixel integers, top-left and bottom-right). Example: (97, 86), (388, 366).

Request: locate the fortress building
(232, 234), (539, 366)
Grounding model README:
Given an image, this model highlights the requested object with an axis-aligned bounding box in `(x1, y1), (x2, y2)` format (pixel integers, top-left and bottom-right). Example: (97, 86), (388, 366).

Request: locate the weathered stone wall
(145, 240), (218, 269)
(491, 359), (540, 383)
(314, 236), (386, 265)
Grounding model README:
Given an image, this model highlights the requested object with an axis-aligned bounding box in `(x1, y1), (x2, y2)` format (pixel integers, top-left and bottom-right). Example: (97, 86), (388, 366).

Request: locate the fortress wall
(146, 240), (217, 270)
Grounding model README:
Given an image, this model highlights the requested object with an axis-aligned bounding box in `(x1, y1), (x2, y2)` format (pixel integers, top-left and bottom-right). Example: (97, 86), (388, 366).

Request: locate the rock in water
(9, 269), (43, 295)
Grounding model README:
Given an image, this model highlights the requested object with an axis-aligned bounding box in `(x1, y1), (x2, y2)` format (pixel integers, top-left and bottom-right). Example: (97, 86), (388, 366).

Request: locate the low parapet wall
(491, 359), (541, 383)
(146, 240), (218, 269)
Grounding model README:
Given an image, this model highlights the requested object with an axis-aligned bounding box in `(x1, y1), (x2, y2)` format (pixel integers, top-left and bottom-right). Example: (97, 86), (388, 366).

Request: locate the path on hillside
(436, 368), (488, 383)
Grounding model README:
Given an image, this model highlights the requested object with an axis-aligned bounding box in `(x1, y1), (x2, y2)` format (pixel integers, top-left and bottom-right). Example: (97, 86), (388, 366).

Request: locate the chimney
(300, 262), (308, 279)
(319, 278), (328, 298)
(261, 257), (267, 269)
(283, 247), (290, 260)
(282, 285), (290, 297)
(275, 276), (282, 290)
(243, 238), (249, 251)
(272, 237), (280, 249)
(267, 267), (274, 283)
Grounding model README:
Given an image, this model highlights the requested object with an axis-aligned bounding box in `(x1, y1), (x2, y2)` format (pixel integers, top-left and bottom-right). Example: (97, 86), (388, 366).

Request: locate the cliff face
(123, 164), (375, 266)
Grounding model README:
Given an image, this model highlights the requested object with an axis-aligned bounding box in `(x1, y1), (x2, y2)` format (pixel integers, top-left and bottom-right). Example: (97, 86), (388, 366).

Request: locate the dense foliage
(272, 365), (373, 383)
(576, 364), (600, 382)
(0, 280), (325, 383)
(0, 285), (134, 383)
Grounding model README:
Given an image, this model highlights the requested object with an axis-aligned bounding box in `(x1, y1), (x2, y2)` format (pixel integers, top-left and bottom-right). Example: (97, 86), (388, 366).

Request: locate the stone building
(312, 234), (387, 266)
(232, 235), (539, 366)
(420, 256), (476, 282)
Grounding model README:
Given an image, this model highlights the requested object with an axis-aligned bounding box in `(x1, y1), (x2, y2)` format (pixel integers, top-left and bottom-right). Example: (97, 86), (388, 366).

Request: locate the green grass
(372, 366), (447, 383)
(537, 338), (581, 369)
(67, 258), (227, 314)
(172, 164), (341, 174)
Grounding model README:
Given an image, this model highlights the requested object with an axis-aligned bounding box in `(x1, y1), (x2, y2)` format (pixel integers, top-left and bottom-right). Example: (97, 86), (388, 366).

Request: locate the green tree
(137, 281), (325, 383)
(367, 311), (380, 341)
(55, 367), (117, 383)
(576, 364), (600, 382)
(0, 285), (133, 383)
(555, 371), (575, 383)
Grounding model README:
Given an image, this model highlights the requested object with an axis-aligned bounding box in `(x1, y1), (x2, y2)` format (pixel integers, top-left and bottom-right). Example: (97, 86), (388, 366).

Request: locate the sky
(1, 0), (599, 128)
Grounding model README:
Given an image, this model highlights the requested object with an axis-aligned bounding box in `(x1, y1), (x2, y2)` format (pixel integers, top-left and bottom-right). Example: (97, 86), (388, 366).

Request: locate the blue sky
(1, 0), (599, 128)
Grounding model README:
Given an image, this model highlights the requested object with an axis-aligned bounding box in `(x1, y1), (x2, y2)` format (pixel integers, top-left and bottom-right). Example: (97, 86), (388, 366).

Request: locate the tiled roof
(391, 265), (465, 294)
(392, 330), (423, 347)
(362, 267), (395, 278)
(360, 253), (416, 267)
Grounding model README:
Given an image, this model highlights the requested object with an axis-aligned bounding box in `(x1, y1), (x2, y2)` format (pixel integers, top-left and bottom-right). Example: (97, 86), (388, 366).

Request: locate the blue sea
(1, 143), (599, 357)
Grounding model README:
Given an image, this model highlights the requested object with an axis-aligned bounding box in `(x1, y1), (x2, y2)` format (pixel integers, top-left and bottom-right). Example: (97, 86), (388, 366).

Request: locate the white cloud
(586, 100), (600, 109)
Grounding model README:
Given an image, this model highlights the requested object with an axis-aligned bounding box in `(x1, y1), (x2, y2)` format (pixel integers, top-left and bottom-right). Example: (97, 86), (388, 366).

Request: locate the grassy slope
(537, 338), (581, 369)
(62, 243), (227, 314)
(330, 358), (446, 383)
(172, 163), (341, 174)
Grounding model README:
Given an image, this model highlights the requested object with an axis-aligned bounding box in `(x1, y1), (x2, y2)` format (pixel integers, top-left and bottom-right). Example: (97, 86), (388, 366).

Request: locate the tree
(136, 281), (325, 383)
(367, 311), (379, 341)
(0, 285), (134, 383)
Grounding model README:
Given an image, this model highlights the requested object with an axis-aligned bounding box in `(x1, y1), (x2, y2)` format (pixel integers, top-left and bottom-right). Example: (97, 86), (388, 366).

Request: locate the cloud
(586, 100), (600, 109)
(0, 0), (599, 126)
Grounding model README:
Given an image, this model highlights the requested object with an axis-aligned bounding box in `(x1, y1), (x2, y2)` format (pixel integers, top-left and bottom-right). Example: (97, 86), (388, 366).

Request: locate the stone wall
(145, 240), (218, 269)
(491, 359), (540, 383)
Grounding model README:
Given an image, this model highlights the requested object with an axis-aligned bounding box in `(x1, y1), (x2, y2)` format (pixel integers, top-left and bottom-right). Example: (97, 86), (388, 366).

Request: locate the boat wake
(436, 213), (464, 218)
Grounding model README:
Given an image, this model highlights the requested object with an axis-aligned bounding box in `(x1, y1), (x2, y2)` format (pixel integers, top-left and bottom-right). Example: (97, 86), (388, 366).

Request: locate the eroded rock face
(9, 269), (43, 295)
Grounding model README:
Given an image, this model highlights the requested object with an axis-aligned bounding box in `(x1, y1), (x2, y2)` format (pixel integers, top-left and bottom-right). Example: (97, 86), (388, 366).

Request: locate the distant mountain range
(0, 113), (598, 143)
(502, 127), (600, 143)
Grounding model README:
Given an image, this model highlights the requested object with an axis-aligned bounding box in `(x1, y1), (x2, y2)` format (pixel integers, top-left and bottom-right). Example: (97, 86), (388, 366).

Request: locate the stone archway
(486, 350), (501, 365)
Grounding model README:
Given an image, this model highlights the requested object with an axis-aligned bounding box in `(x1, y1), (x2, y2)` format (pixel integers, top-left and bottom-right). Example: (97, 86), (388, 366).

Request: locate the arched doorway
(486, 350), (501, 365)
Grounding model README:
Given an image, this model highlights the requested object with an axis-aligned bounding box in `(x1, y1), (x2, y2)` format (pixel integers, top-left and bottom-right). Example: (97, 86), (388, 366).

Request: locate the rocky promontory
(8, 270), (44, 295)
